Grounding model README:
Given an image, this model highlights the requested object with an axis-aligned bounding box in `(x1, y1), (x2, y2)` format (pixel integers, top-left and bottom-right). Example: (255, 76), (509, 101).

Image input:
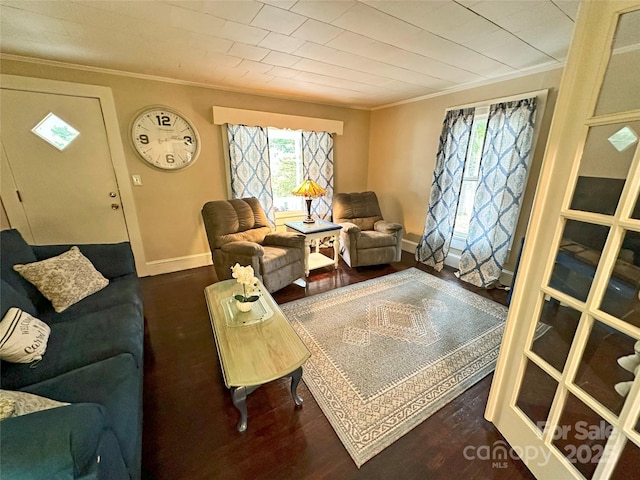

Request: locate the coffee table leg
(231, 385), (259, 432)
(289, 366), (304, 406)
(231, 387), (249, 432)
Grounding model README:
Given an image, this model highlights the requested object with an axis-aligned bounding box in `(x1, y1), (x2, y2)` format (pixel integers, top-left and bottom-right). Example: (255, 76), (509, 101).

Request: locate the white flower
(231, 264), (259, 302)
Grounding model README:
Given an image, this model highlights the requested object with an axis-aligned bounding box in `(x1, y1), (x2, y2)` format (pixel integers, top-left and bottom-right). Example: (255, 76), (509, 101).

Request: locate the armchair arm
(374, 220), (403, 234)
(220, 241), (264, 257)
(340, 222), (361, 236)
(263, 232), (305, 249)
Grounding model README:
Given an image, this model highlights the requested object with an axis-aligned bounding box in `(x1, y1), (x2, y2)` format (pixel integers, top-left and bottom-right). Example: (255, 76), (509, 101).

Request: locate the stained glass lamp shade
(292, 179), (326, 223)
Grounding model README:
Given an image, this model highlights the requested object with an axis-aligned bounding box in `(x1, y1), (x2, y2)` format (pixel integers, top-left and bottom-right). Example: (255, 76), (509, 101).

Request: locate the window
(267, 127), (304, 213)
(451, 107), (488, 250)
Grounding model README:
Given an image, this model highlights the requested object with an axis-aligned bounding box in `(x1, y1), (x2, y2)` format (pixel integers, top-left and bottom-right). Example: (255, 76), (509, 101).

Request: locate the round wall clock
(130, 106), (201, 171)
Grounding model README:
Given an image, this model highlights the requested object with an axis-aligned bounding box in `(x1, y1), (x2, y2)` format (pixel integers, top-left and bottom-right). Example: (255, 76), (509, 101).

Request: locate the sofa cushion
(1, 279), (37, 318)
(14, 246), (109, 313)
(0, 303), (143, 390)
(22, 354), (142, 477)
(0, 402), (113, 479)
(0, 308), (50, 363)
(32, 242), (136, 279)
(357, 230), (399, 249)
(40, 274), (143, 324)
(0, 229), (45, 308)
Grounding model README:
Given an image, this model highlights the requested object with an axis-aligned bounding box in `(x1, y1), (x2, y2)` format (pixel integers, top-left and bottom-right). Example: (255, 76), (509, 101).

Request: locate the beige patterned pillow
(0, 390), (69, 419)
(13, 246), (109, 313)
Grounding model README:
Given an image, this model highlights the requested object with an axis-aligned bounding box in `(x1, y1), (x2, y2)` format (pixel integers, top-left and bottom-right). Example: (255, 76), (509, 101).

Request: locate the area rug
(280, 268), (509, 467)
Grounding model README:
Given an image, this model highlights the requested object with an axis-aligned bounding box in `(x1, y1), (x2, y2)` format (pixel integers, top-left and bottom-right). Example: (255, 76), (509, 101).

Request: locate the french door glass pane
(552, 393), (612, 479)
(516, 359), (558, 432)
(610, 439), (640, 479)
(550, 220), (610, 302)
(633, 195), (640, 220)
(569, 121), (639, 216)
(595, 9), (640, 116)
(530, 300), (580, 374)
(574, 320), (637, 416)
(600, 230), (640, 328)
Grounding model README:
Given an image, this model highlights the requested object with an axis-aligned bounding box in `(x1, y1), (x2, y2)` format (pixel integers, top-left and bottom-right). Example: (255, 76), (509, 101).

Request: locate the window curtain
(227, 124), (275, 224)
(301, 130), (334, 220)
(458, 98), (537, 287)
(415, 108), (475, 271)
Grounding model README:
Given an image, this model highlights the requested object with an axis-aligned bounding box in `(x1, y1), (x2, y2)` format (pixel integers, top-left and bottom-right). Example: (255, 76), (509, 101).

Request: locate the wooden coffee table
(204, 279), (310, 432)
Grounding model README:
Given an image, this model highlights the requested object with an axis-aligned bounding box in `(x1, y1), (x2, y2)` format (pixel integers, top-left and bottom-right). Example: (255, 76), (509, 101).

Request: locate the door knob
(109, 192), (117, 198)
(111, 204), (120, 210)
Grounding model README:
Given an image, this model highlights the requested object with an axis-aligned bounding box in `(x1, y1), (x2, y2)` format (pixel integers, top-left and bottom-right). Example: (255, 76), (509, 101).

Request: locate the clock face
(131, 107), (200, 170)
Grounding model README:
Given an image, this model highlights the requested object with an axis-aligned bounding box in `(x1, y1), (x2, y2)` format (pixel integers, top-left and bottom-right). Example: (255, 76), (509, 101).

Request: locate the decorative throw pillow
(13, 246), (109, 313)
(0, 308), (51, 363)
(0, 397), (16, 420)
(0, 390), (69, 420)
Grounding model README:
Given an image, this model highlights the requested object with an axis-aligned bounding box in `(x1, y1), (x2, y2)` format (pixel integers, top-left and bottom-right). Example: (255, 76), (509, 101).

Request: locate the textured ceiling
(0, 1), (580, 108)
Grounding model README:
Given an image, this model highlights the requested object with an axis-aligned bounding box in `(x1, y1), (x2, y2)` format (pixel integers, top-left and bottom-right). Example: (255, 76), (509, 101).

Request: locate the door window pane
(530, 300), (581, 374)
(516, 359), (558, 432)
(550, 220), (610, 302)
(611, 439), (640, 479)
(633, 195), (640, 220)
(552, 394), (612, 479)
(600, 230), (640, 328)
(574, 320), (638, 416)
(595, 9), (640, 116)
(569, 122), (639, 216)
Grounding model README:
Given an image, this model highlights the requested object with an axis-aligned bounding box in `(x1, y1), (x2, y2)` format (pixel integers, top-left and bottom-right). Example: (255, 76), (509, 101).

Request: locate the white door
(486, 2), (640, 479)
(1, 88), (129, 245)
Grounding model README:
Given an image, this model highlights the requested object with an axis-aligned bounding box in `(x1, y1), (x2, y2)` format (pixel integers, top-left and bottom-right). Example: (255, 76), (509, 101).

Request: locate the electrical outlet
(132, 175), (143, 186)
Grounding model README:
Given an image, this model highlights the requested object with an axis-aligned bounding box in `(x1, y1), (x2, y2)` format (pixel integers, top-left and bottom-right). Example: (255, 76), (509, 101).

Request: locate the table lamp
(292, 179), (326, 223)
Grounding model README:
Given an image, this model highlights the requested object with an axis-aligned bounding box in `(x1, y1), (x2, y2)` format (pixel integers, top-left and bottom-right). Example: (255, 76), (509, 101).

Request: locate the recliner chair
(332, 191), (404, 267)
(201, 198), (305, 293)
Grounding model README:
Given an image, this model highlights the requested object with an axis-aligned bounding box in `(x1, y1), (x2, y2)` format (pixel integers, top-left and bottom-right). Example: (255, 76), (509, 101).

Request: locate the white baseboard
(401, 238), (514, 286)
(142, 252), (212, 276)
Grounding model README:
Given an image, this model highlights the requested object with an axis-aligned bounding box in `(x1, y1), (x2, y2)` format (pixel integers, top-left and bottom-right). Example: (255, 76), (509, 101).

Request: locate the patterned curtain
(415, 108), (475, 271)
(227, 124), (275, 224)
(301, 130), (334, 220)
(458, 98), (537, 287)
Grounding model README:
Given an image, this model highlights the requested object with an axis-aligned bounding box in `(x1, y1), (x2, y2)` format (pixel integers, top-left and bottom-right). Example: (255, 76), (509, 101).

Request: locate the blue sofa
(0, 229), (143, 480)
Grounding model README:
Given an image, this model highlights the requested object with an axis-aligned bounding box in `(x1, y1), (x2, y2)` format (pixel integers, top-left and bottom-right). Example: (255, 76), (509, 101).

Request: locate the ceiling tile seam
(359, 1), (520, 75)
(275, 60), (410, 92)
(549, 0), (578, 22)
(454, 0), (565, 63)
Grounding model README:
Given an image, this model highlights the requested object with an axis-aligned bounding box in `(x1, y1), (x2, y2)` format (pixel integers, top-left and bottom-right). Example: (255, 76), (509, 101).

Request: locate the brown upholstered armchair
(332, 191), (404, 267)
(201, 198), (305, 293)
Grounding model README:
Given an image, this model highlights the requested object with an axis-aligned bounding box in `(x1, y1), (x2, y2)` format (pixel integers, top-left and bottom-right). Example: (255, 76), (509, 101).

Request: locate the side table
(285, 219), (342, 277)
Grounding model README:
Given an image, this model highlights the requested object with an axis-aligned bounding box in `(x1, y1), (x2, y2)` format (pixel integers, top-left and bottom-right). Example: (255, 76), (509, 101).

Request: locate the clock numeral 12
(156, 115), (171, 126)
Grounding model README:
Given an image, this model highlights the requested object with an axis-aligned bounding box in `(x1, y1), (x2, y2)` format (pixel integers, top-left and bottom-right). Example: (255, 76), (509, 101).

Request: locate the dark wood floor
(140, 251), (536, 480)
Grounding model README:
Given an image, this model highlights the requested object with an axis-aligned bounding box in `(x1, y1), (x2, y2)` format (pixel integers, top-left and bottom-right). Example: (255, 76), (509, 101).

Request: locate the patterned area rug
(281, 268), (509, 467)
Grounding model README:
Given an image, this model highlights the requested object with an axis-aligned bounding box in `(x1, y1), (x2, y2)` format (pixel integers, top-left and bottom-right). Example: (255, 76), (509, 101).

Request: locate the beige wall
(0, 199), (10, 230)
(1, 58), (370, 267)
(368, 68), (564, 271)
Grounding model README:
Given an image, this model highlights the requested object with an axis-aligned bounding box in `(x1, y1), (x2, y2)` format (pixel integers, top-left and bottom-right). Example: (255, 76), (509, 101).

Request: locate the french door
(486, 2), (640, 479)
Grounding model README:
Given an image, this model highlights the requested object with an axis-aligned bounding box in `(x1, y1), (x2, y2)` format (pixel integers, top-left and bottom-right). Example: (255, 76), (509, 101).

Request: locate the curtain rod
(445, 89), (549, 113)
